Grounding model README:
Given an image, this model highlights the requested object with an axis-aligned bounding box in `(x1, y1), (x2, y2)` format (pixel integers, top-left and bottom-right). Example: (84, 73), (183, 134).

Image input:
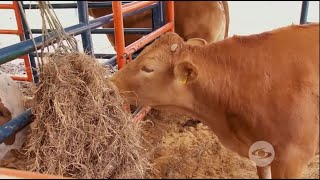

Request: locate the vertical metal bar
(112, 1), (126, 69)
(12, 2), (23, 34)
(300, 1), (309, 24)
(12, 1), (33, 82)
(77, 1), (94, 55)
(152, 2), (161, 30)
(159, 1), (165, 27)
(166, 1), (174, 32)
(19, 1), (39, 84)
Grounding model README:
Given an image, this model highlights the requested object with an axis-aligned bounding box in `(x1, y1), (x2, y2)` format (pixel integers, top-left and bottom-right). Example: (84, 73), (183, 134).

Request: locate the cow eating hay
(0, 52), (151, 179)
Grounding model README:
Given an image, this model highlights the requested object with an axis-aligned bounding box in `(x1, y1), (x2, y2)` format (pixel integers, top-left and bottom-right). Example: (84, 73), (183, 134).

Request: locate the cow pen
(0, 0), (173, 143)
(0, 1), (318, 179)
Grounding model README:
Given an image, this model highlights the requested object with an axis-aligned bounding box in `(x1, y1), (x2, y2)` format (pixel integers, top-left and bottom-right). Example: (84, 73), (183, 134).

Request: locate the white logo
(249, 141), (275, 167)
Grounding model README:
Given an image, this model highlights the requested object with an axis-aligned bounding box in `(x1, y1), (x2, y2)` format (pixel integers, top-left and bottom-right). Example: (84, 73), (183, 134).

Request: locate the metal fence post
(152, 2), (162, 30)
(19, 1), (39, 84)
(77, 1), (94, 55)
(300, 1), (309, 24)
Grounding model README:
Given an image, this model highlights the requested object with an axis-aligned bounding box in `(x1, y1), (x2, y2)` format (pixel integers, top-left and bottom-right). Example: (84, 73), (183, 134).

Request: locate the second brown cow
(88, 1), (230, 47)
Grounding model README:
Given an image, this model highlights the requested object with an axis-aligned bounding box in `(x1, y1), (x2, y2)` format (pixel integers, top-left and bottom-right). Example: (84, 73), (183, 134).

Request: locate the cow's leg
(257, 166), (272, 179)
(270, 160), (305, 178)
(270, 146), (311, 179)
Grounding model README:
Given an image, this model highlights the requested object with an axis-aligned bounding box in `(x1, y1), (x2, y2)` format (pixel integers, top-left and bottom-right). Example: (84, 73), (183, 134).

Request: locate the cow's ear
(186, 38), (207, 46)
(174, 61), (198, 84)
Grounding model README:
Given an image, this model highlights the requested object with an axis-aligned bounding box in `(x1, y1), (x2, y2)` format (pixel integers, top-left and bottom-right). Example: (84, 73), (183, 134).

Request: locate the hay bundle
(14, 52), (150, 178)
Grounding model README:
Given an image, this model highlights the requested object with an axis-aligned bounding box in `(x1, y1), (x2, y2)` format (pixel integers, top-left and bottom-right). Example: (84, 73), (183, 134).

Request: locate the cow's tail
(221, 1), (230, 38)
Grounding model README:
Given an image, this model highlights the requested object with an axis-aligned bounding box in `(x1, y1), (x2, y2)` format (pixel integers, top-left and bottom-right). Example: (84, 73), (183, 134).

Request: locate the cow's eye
(141, 66), (154, 73)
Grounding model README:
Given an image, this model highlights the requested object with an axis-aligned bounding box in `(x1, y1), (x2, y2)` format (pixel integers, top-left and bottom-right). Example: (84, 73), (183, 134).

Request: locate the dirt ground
(1, 63), (319, 179)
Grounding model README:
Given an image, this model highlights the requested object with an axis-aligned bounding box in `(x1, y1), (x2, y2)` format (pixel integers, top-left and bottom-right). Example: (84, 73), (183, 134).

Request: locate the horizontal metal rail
(0, 108), (32, 144)
(0, 30), (19, 34)
(0, 4), (13, 9)
(0, 1), (157, 65)
(30, 28), (153, 34)
(124, 22), (173, 57)
(21, 1), (132, 9)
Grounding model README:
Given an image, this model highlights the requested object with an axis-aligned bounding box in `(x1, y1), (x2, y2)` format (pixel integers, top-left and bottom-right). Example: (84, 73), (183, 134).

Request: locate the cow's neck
(184, 43), (256, 155)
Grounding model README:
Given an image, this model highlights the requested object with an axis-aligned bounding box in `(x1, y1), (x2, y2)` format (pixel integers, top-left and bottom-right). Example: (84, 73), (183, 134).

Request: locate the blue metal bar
(77, 1), (94, 55)
(0, 109), (32, 144)
(0, 13), (114, 65)
(159, 1), (165, 27)
(300, 1), (309, 24)
(19, 1), (39, 84)
(30, 28), (153, 34)
(28, 52), (116, 59)
(152, 2), (163, 30)
(102, 53), (140, 66)
(104, 55), (118, 66)
(21, 2), (133, 9)
(121, 3), (158, 21)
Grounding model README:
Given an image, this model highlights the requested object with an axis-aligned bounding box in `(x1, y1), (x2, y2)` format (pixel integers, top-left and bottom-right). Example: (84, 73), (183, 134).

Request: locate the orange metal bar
(6, 1), (33, 82)
(112, 1), (126, 69)
(0, 4), (13, 9)
(125, 22), (173, 56)
(116, 1), (174, 122)
(13, 1), (33, 82)
(122, 1), (140, 8)
(0, 30), (19, 34)
(122, 1), (157, 15)
(10, 55), (32, 82)
(22, 54), (33, 82)
(11, 76), (28, 81)
(12, 1), (24, 34)
(166, 1), (175, 32)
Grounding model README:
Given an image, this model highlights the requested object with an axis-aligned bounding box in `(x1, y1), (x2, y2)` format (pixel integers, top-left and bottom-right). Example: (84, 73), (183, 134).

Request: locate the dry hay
(1, 52), (151, 179)
(141, 109), (320, 179)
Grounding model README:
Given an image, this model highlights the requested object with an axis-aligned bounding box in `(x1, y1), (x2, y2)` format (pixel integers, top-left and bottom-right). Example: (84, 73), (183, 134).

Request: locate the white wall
(0, 1), (319, 61)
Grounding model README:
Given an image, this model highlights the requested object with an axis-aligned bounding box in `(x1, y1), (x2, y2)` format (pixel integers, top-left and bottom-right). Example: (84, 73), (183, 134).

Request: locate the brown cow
(88, 1), (229, 47)
(110, 23), (319, 178)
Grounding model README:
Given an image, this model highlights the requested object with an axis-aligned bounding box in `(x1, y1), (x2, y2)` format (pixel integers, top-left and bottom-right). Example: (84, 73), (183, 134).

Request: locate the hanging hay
(1, 52), (151, 179)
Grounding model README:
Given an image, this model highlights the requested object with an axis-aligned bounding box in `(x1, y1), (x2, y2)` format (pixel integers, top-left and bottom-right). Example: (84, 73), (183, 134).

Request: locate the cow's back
(88, 1), (229, 47)
(174, 1), (228, 42)
(222, 23), (319, 87)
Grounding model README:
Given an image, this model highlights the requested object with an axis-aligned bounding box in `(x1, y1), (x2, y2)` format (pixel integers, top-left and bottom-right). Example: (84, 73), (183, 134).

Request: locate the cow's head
(111, 32), (207, 109)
